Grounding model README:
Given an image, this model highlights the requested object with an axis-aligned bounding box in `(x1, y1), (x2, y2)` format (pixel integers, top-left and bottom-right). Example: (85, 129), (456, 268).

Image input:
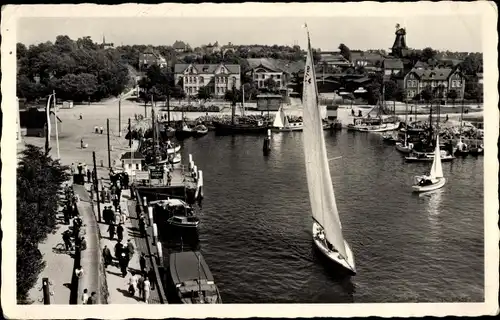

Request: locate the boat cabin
(152, 198), (194, 218)
(169, 251), (221, 304)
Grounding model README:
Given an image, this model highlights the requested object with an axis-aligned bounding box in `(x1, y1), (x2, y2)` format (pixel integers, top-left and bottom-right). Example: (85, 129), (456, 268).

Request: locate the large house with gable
(246, 58), (305, 89)
(174, 63), (241, 98)
(404, 67), (466, 101)
(139, 49), (167, 71)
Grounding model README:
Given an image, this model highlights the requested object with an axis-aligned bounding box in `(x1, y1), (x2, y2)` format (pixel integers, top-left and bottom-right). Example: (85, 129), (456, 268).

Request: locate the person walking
(117, 223), (124, 242)
(102, 245), (112, 268)
(120, 210), (127, 225)
(139, 214), (146, 238)
(119, 252), (128, 277)
(62, 230), (73, 251)
(86, 169), (91, 183)
(139, 252), (147, 273)
(128, 272), (138, 296)
(114, 205), (121, 222)
(148, 268), (156, 290)
(143, 276), (151, 303)
(107, 223), (115, 240)
(137, 274), (144, 300)
(114, 241), (123, 260)
(81, 289), (89, 304)
(87, 292), (97, 304)
(126, 239), (135, 260)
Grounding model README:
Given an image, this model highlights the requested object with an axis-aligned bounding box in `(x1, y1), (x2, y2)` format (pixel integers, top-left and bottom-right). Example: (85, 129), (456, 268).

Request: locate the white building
(174, 63), (241, 97)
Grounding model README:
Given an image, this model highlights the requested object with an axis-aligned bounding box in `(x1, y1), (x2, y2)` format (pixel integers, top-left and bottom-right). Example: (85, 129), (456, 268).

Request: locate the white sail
(273, 106), (285, 128)
(430, 135), (444, 179)
(301, 31), (347, 259)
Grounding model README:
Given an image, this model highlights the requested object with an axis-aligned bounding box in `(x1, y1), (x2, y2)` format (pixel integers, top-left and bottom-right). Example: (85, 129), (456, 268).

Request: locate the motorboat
(412, 135), (446, 192)
(301, 29), (356, 276)
(395, 133), (414, 154)
(152, 198), (200, 229)
(192, 124), (209, 137)
(271, 106), (303, 132)
(405, 150), (455, 163)
(453, 137), (470, 157)
(168, 251), (222, 304)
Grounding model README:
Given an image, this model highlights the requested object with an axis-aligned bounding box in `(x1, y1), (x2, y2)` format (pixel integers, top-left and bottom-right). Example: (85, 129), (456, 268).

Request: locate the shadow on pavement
(116, 288), (143, 302)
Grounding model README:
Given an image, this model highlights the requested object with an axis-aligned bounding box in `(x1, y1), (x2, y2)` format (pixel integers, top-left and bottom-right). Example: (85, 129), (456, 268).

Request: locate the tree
(197, 86), (213, 102)
(16, 35), (130, 102)
(17, 145), (69, 303)
(460, 55), (482, 76)
(420, 86), (434, 104)
(447, 89), (458, 106)
(338, 43), (352, 62)
(422, 47), (437, 62)
(264, 78), (278, 92)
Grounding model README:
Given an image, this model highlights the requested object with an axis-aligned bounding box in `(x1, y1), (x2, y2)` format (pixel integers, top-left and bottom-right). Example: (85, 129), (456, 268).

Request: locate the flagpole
(53, 90), (60, 160)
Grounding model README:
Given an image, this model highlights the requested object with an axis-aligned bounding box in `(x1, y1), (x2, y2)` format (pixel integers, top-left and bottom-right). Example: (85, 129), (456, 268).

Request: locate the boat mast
(231, 83), (236, 125)
(241, 85), (245, 117)
(151, 94), (157, 166)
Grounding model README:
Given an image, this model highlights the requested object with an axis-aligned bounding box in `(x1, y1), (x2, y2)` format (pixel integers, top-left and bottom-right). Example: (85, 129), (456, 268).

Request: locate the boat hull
(469, 147), (484, 156)
(272, 125), (303, 132)
(395, 143), (413, 154)
(166, 145), (181, 155)
(175, 130), (194, 140)
(312, 222), (356, 275)
(405, 155), (455, 163)
(213, 121), (269, 135)
(358, 123), (400, 133)
(192, 129), (208, 137)
(412, 177), (446, 192)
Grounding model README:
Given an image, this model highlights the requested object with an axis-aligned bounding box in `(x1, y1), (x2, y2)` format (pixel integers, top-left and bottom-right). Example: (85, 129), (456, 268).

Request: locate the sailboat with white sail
(272, 106), (303, 132)
(301, 25), (356, 275)
(412, 135), (446, 192)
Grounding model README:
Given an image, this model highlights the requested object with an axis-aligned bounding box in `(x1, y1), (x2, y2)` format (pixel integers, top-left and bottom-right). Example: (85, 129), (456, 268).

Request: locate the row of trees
(17, 35), (131, 102)
(17, 145), (69, 303)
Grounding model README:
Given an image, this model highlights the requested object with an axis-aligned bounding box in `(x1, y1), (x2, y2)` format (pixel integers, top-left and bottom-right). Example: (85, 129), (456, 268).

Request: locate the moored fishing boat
(168, 251), (222, 304)
(301, 26), (356, 276)
(412, 135), (447, 192)
(212, 120), (269, 135)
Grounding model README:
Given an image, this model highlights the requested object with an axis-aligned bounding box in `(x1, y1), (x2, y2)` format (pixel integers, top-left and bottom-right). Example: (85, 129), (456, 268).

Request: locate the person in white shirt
(82, 288), (89, 304)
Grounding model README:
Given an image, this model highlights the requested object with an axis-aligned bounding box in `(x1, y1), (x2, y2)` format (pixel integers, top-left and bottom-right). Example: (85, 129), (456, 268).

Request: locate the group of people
(99, 169), (155, 303)
(61, 185), (87, 252)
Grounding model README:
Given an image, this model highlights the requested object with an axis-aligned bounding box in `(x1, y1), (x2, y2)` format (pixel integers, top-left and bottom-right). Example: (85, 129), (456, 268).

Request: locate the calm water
(176, 130), (484, 303)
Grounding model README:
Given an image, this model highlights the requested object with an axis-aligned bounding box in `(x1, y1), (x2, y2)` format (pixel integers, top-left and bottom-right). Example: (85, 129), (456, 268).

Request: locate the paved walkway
(27, 193), (74, 304)
(90, 181), (161, 304)
(73, 185), (102, 304)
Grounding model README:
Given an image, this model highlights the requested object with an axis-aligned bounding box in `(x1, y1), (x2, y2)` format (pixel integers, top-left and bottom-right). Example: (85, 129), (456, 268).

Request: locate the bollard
(157, 242), (163, 263)
(148, 206), (153, 225)
(198, 170), (204, 199)
(193, 165), (198, 179)
(152, 223), (158, 245)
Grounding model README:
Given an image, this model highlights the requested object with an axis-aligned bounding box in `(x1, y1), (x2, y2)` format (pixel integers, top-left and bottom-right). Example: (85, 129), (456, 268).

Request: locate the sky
(18, 15), (482, 52)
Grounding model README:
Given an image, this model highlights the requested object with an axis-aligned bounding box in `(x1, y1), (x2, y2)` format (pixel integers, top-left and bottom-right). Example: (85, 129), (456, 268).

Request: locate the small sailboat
(412, 135), (446, 192)
(272, 106), (303, 132)
(301, 26), (356, 275)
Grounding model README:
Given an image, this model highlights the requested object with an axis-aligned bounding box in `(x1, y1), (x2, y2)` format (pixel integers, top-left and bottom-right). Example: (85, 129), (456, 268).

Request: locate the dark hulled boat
(168, 251), (222, 304)
(212, 120), (269, 135)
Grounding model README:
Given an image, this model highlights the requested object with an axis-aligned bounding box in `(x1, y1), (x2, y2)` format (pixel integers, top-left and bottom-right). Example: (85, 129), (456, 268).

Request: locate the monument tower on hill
(391, 24), (408, 58)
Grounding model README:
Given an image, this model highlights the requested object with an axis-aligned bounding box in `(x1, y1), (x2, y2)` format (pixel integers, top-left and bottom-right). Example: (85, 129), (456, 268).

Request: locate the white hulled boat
(272, 106), (303, 132)
(412, 135), (447, 192)
(301, 26), (356, 275)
